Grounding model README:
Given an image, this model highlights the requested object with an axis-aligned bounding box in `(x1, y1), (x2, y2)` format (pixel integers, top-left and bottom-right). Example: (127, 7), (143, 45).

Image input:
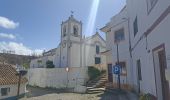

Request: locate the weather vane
(71, 11), (74, 16)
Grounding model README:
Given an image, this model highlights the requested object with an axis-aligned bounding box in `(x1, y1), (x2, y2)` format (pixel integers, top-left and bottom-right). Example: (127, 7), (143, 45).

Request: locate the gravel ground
(21, 92), (118, 100)
(20, 86), (138, 100)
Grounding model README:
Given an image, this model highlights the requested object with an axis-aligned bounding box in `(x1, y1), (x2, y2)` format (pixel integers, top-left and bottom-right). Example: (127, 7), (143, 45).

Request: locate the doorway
(107, 64), (113, 82)
(153, 44), (170, 100)
(136, 59), (142, 93)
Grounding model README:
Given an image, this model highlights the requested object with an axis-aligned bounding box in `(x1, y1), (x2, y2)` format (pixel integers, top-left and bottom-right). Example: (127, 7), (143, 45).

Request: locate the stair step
(87, 88), (105, 91)
(86, 91), (103, 94)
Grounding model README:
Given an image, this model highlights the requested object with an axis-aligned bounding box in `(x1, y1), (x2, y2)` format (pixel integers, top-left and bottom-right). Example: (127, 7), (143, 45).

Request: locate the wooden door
(158, 50), (170, 100)
(108, 64), (113, 82)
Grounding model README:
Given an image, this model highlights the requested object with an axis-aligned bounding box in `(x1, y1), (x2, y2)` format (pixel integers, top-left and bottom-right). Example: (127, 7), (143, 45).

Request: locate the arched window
(96, 45), (100, 54)
(73, 25), (78, 36)
(63, 26), (66, 37)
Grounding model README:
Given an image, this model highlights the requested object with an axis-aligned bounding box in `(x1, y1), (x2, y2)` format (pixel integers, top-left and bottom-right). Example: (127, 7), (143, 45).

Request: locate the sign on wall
(112, 65), (121, 75)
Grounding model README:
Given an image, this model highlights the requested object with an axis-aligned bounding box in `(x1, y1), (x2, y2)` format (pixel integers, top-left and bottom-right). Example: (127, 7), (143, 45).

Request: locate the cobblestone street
(20, 86), (138, 100)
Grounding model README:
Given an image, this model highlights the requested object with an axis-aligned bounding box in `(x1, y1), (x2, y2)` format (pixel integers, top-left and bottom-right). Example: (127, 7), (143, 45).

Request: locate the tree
(46, 60), (55, 68)
(22, 63), (29, 69)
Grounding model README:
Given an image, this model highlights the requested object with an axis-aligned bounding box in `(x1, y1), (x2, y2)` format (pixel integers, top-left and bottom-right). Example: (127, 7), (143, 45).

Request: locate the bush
(88, 66), (101, 80)
(46, 60), (55, 68)
(139, 93), (157, 100)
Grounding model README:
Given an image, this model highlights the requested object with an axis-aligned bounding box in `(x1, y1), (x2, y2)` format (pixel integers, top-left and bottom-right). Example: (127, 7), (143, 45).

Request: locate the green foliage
(139, 93), (157, 100)
(22, 63), (29, 69)
(88, 66), (101, 80)
(46, 60), (55, 68)
(101, 70), (106, 74)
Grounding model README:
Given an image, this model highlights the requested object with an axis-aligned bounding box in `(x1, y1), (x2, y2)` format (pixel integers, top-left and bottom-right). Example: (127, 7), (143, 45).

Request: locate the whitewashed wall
(101, 7), (133, 87)
(84, 34), (107, 70)
(28, 67), (88, 89)
(0, 84), (26, 99)
(127, 0), (170, 98)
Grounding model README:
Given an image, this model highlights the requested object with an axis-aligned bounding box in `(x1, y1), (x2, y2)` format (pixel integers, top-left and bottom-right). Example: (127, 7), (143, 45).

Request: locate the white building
(101, 0), (170, 100)
(127, 0), (170, 99)
(30, 15), (106, 70)
(101, 7), (132, 89)
(28, 15), (106, 92)
(0, 63), (27, 99)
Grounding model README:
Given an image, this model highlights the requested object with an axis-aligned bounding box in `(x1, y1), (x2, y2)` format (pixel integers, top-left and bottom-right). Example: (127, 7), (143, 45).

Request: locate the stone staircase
(86, 73), (107, 94)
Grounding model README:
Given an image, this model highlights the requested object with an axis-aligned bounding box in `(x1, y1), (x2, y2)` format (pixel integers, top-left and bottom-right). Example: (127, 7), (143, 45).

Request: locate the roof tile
(0, 63), (28, 85)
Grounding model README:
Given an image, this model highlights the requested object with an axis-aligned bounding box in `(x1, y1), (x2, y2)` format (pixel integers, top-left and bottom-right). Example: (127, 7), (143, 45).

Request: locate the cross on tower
(71, 11), (74, 16)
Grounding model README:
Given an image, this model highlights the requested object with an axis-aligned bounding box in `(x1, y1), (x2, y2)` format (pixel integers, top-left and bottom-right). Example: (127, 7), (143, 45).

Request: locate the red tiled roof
(0, 63), (28, 85)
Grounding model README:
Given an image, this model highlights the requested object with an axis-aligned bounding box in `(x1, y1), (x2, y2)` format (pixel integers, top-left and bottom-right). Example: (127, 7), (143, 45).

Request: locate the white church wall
(60, 44), (68, 67)
(70, 43), (81, 67)
(85, 44), (95, 67)
(84, 44), (106, 70)
(53, 47), (61, 67)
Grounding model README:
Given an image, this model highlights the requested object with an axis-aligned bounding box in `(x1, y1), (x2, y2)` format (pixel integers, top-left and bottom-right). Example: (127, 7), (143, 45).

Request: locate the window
(95, 57), (101, 64)
(96, 45), (100, 54)
(1, 88), (10, 96)
(133, 16), (138, 36)
(63, 26), (66, 37)
(73, 25), (78, 36)
(147, 0), (158, 13)
(137, 59), (142, 80)
(114, 28), (125, 43)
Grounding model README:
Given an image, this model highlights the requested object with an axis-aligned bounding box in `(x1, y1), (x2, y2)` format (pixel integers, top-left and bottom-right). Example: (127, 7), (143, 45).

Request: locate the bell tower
(60, 13), (82, 67)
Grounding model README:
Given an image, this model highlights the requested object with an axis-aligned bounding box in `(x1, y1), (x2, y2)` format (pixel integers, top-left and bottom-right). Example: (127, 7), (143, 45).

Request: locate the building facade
(101, 7), (133, 89)
(127, 0), (170, 99)
(101, 0), (170, 100)
(30, 15), (106, 70)
(0, 63), (27, 99)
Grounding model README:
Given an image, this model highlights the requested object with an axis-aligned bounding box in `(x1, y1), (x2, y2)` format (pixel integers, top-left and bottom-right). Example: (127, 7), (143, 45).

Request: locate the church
(30, 14), (106, 70)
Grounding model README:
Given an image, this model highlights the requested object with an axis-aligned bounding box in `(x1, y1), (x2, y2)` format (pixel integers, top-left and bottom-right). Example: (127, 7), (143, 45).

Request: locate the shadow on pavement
(97, 91), (119, 100)
(26, 85), (73, 98)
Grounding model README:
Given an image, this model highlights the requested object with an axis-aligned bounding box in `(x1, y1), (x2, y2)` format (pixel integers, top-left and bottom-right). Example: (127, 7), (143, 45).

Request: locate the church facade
(30, 15), (106, 69)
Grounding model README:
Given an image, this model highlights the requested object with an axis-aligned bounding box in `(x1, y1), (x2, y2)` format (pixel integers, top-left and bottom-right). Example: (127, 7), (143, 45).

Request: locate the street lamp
(16, 65), (27, 99)
(65, 67), (69, 88)
(16, 69), (21, 98)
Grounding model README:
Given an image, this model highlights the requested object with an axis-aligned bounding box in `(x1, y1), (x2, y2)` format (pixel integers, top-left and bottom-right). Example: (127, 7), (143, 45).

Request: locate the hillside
(0, 53), (37, 69)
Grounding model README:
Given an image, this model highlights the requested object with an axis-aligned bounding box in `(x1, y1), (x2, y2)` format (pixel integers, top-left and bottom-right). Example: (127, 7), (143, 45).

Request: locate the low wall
(28, 67), (88, 89)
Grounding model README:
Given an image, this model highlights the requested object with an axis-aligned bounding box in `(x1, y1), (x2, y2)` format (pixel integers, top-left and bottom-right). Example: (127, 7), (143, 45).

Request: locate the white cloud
(0, 41), (44, 56)
(0, 33), (16, 39)
(0, 16), (19, 29)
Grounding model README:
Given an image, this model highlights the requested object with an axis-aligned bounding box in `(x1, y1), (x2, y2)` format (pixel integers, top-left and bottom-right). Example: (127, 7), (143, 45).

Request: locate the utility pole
(17, 72), (21, 98)
(116, 43), (121, 90)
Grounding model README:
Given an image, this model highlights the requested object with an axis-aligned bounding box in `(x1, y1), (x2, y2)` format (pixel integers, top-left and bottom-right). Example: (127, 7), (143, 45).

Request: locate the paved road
(20, 86), (138, 100)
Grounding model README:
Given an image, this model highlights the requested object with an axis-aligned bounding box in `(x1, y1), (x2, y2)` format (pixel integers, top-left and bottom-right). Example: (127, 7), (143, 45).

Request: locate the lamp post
(16, 65), (27, 99)
(16, 69), (21, 98)
(65, 67), (69, 88)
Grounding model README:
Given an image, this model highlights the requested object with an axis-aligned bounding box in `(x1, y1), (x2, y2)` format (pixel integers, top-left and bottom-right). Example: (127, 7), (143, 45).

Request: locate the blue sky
(0, 0), (126, 55)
